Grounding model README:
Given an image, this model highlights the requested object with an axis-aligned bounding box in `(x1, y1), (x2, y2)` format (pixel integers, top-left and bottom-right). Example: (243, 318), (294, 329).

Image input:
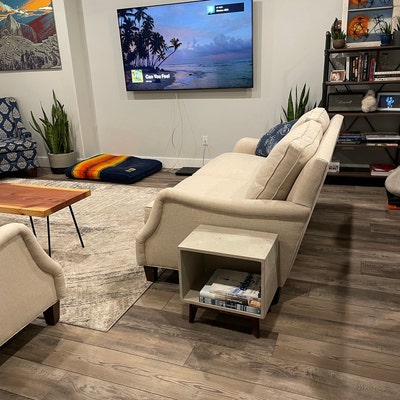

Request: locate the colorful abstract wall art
(0, 1), (61, 71)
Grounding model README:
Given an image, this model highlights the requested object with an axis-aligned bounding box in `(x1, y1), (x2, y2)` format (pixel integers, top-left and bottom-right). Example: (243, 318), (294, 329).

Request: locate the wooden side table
(178, 224), (278, 338)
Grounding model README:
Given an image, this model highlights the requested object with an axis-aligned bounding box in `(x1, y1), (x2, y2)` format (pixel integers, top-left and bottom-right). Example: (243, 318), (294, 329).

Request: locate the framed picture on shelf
(330, 70), (346, 81)
(342, 0), (400, 47)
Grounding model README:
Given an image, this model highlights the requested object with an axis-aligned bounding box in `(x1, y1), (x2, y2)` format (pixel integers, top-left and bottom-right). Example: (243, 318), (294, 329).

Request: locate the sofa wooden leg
(43, 301), (60, 325)
(143, 266), (158, 282)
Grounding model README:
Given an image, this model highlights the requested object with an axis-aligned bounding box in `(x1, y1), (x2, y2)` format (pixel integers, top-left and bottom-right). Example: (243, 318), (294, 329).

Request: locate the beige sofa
(0, 223), (66, 346)
(136, 109), (343, 294)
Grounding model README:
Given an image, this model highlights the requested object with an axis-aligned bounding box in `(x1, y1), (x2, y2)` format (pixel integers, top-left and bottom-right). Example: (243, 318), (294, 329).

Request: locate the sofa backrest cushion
(246, 119), (324, 200)
(292, 107), (330, 133)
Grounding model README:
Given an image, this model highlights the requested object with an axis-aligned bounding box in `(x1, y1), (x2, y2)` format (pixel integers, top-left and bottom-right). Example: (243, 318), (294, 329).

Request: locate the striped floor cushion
(65, 154), (162, 184)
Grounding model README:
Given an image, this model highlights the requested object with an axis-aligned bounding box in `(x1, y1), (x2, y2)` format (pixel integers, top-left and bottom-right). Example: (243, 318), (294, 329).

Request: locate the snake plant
(282, 84), (316, 122)
(30, 90), (72, 154)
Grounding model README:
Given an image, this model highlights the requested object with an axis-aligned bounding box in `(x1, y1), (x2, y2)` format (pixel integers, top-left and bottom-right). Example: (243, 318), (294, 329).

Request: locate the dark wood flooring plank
(44, 372), (171, 400)
(263, 309), (400, 356)
(0, 355), (66, 399)
(273, 333), (400, 384)
(184, 342), (400, 400)
(275, 293), (400, 332)
(5, 335), (305, 400)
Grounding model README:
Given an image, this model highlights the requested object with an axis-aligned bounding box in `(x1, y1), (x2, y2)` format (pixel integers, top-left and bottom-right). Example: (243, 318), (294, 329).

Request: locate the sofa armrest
(136, 188), (311, 286)
(232, 137), (259, 154)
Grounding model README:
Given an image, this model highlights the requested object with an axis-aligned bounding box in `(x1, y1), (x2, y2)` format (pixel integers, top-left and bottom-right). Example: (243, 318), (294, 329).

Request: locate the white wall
(0, 0), (343, 168)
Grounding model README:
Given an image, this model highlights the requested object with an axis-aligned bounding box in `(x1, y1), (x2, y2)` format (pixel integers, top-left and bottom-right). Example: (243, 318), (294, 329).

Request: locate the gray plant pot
(332, 39), (346, 49)
(48, 151), (77, 174)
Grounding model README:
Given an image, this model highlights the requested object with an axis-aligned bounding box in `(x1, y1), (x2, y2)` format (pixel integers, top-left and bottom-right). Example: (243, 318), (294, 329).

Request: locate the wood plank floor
(1, 169), (400, 399)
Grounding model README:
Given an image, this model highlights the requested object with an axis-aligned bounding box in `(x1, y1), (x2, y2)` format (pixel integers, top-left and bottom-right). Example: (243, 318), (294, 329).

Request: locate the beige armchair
(0, 223), (66, 346)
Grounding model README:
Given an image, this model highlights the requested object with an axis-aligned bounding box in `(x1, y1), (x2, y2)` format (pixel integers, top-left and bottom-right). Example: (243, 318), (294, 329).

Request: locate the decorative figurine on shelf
(361, 90), (378, 113)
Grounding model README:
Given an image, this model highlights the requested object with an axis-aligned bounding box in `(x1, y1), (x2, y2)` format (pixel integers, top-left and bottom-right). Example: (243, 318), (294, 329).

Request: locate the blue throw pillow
(255, 119), (298, 157)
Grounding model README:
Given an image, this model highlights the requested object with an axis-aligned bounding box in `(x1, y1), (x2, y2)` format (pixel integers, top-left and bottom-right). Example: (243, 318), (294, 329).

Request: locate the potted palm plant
(380, 21), (392, 46)
(30, 91), (76, 173)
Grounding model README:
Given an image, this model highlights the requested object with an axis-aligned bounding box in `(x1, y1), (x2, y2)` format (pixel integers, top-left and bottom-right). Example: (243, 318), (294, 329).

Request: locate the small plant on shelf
(380, 21), (393, 46)
(331, 30), (346, 40)
(381, 21), (392, 34)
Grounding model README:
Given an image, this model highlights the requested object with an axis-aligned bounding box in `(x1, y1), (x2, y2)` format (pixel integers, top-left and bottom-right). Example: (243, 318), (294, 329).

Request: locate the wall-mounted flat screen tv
(117, 0), (253, 91)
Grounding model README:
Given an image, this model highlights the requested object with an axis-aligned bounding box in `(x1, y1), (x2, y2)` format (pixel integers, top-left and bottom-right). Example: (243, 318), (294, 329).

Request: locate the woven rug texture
(0, 178), (160, 331)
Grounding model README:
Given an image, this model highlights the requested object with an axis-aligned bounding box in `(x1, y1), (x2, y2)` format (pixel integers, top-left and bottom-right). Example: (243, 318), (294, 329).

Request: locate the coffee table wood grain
(0, 182), (91, 255)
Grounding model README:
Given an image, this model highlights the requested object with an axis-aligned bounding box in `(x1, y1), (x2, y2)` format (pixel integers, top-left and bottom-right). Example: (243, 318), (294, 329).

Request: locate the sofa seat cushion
(65, 154), (162, 184)
(246, 120), (323, 200)
(175, 152), (265, 199)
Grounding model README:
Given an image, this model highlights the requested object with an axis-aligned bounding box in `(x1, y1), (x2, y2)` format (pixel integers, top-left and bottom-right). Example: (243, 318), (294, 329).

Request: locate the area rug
(0, 178), (161, 331)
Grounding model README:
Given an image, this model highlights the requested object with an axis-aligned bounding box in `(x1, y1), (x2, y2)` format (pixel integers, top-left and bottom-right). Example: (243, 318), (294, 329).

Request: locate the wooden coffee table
(0, 182), (91, 256)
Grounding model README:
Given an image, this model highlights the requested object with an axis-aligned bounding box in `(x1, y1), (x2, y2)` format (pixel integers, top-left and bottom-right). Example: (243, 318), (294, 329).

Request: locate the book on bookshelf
(365, 133), (400, 141)
(366, 142), (398, 147)
(337, 132), (363, 144)
(370, 163), (396, 176)
(373, 70), (400, 76)
(373, 76), (400, 82)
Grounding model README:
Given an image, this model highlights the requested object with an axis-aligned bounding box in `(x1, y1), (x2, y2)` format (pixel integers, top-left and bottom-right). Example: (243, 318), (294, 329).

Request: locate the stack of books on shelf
(369, 163), (396, 176)
(365, 133), (400, 147)
(373, 70), (400, 82)
(199, 269), (262, 315)
(337, 132), (363, 144)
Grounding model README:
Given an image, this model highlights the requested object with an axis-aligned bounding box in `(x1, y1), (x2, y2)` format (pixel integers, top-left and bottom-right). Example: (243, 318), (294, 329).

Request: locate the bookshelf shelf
(178, 224), (278, 338)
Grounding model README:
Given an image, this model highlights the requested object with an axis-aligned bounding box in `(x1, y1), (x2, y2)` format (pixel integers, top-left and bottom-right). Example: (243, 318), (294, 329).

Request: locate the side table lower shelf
(178, 224), (279, 338)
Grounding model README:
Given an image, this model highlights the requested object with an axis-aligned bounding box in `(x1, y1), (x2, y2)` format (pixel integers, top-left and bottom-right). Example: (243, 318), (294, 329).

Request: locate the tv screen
(117, 0), (253, 91)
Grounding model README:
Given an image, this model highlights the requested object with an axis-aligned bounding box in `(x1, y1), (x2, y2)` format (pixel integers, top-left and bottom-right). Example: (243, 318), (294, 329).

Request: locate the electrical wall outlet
(202, 136), (208, 146)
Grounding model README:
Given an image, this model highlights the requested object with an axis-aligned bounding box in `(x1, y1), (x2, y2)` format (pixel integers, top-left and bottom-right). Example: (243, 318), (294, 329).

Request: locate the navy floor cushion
(65, 154), (162, 184)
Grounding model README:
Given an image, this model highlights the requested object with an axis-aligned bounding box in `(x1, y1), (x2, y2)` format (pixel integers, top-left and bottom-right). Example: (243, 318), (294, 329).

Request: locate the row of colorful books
(199, 269), (262, 315)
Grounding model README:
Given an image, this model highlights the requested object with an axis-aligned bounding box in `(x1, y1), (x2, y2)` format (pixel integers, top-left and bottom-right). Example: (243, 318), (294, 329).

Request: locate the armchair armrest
(0, 223), (66, 345)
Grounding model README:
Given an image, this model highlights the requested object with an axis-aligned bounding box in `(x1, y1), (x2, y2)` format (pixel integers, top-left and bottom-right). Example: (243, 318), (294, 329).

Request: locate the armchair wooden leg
(43, 301), (60, 325)
(143, 266), (158, 282)
(29, 167), (38, 178)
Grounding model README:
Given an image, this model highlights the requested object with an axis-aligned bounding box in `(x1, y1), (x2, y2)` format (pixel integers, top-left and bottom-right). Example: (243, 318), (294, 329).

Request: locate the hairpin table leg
(47, 216), (51, 257)
(29, 216), (36, 237)
(69, 206), (84, 248)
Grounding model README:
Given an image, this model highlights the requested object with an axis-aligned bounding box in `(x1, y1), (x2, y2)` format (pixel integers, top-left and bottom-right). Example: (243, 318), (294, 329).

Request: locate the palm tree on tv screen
(119, 7), (181, 71)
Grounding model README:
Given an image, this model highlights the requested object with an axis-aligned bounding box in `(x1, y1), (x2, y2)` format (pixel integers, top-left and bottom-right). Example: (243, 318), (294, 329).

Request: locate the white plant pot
(48, 151), (77, 174)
